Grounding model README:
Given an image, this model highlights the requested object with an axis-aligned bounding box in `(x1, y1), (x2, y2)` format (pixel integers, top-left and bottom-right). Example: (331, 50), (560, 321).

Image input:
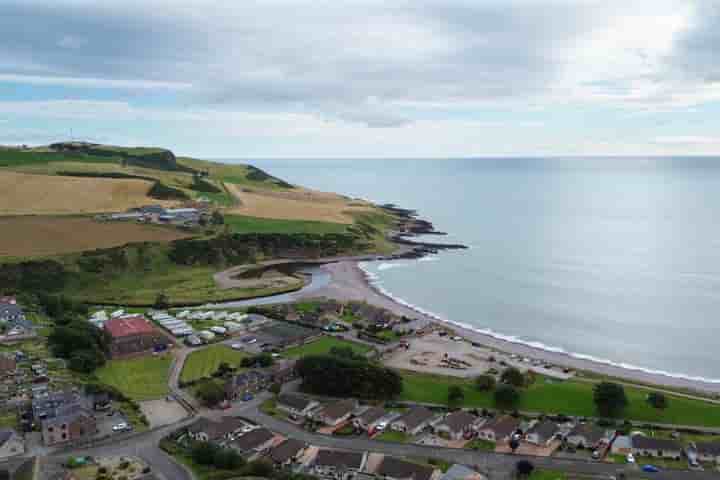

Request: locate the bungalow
(566, 423), (612, 450)
(312, 449), (367, 480)
(694, 442), (720, 464)
(187, 417), (246, 444)
(477, 416), (521, 444)
(375, 456), (437, 480)
(610, 435), (632, 455)
(390, 407), (438, 436)
(277, 393), (319, 417)
(631, 435), (682, 460)
(313, 399), (357, 427)
(269, 359), (297, 384)
(230, 427), (276, 455)
(440, 465), (486, 480)
(268, 438), (307, 467)
(525, 420), (560, 446)
(353, 406), (388, 432)
(434, 411), (484, 441)
(0, 429), (24, 459)
(224, 370), (270, 400)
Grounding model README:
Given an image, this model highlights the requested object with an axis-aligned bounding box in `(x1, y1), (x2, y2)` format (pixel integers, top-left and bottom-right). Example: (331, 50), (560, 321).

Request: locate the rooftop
(631, 435), (682, 451)
(232, 428), (275, 452)
(104, 316), (156, 338)
(377, 456), (435, 480)
(314, 449), (364, 469)
(269, 438), (306, 463)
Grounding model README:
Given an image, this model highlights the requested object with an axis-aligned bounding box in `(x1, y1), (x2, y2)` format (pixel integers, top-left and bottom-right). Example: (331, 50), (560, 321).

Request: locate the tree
(154, 292), (170, 309)
(647, 392), (668, 410)
(516, 460), (534, 477)
(269, 383), (282, 396)
(448, 385), (465, 407)
(242, 459), (274, 477)
(191, 441), (219, 465)
(501, 367), (525, 387)
(213, 448), (244, 469)
(195, 380), (225, 407)
(213, 362), (233, 378)
(211, 211), (225, 225)
(475, 374), (496, 391)
(494, 384), (520, 409)
(593, 382), (628, 417)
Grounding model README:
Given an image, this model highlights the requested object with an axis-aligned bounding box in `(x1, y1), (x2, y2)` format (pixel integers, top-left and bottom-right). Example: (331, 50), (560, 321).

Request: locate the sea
(230, 157), (720, 383)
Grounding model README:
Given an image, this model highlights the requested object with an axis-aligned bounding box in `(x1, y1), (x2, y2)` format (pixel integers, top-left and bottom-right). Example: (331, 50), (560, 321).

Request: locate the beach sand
(302, 260), (720, 395)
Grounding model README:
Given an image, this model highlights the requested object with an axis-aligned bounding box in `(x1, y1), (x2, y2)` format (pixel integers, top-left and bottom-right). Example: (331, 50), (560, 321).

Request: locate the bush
(296, 354), (402, 399)
(593, 382), (628, 417)
(475, 374), (496, 391)
(500, 367), (525, 387)
(647, 392), (668, 409)
(494, 384), (520, 409)
(213, 448), (244, 469)
(191, 441), (219, 465)
(242, 459), (274, 477)
(195, 380), (225, 407)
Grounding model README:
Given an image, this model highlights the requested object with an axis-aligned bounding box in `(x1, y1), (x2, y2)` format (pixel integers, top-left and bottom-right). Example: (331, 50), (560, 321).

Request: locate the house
(41, 405), (97, 446)
(312, 449), (367, 480)
(566, 423), (612, 450)
(610, 435), (632, 455)
(375, 456), (437, 480)
(353, 407), (387, 432)
(525, 420), (560, 446)
(313, 399), (357, 427)
(693, 442), (720, 464)
(187, 417), (246, 444)
(434, 411), (484, 441)
(390, 407), (438, 435)
(0, 354), (16, 375)
(0, 429), (24, 459)
(277, 393), (319, 417)
(631, 435), (682, 459)
(104, 316), (168, 358)
(477, 416), (521, 443)
(268, 438), (307, 467)
(225, 370), (270, 400)
(230, 427), (276, 455)
(440, 465), (486, 480)
(269, 359), (297, 384)
(89, 392), (111, 411)
(0, 304), (25, 323)
(31, 390), (79, 421)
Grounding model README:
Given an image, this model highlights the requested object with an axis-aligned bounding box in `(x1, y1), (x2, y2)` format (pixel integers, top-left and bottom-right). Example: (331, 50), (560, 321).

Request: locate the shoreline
(302, 259), (720, 396)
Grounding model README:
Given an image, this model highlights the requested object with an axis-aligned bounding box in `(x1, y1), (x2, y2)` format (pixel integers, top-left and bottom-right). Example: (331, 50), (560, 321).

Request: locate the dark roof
(358, 406), (386, 424)
(695, 442), (720, 456)
(568, 423), (609, 444)
(232, 428), (274, 451)
(0, 304), (23, 317)
(396, 406), (436, 431)
(269, 438), (306, 463)
(314, 449), (364, 469)
(317, 399), (356, 421)
(439, 411), (479, 433)
(377, 457), (435, 480)
(188, 417), (245, 440)
(480, 415), (520, 439)
(527, 420), (558, 441)
(632, 435), (682, 451)
(278, 393), (314, 411)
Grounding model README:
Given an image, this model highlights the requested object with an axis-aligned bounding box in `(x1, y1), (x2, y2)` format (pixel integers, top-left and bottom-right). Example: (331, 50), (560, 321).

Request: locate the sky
(1, 0), (719, 158)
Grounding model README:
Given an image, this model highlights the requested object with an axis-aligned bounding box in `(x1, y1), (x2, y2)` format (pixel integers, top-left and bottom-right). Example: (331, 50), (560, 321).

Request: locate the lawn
(528, 470), (567, 480)
(95, 354), (172, 401)
(283, 336), (373, 358)
(180, 345), (248, 383)
(467, 438), (496, 451)
(224, 214), (347, 235)
(399, 372), (720, 427)
(376, 430), (410, 443)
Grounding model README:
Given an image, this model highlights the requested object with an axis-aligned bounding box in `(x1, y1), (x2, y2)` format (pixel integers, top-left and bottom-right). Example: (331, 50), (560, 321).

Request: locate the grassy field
(376, 430), (410, 443)
(399, 372), (720, 427)
(528, 470), (567, 480)
(95, 354), (172, 401)
(0, 216), (192, 258)
(283, 336), (373, 358)
(180, 345), (248, 383)
(225, 214), (348, 235)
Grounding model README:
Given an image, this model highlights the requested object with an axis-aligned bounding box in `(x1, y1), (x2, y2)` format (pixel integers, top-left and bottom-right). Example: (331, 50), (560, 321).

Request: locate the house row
(224, 360), (297, 400)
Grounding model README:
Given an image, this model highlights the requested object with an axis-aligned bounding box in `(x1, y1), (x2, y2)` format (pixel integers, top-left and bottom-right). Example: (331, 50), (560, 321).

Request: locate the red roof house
(104, 316), (167, 358)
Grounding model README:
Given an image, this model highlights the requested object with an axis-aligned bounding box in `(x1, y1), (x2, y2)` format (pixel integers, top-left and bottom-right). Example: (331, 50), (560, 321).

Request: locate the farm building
(104, 316), (168, 358)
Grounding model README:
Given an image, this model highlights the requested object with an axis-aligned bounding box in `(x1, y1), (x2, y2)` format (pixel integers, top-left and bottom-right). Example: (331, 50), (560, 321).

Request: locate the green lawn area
(466, 438), (496, 451)
(95, 354), (172, 401)
(376, 430), (410, 443)
(224, 214), (348, 235)
(528, 470), (567, 480)
(399, 372), (720, 428)
(180, 345), (248, 383)
(283, 336), (373, 358)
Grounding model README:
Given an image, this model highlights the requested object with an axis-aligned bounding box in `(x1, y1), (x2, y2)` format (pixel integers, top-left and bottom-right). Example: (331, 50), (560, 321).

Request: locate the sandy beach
(301, 260), (720, 396)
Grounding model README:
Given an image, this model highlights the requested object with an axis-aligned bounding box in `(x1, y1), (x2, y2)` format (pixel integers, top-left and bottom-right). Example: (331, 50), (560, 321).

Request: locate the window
(48, 427), (54, 432)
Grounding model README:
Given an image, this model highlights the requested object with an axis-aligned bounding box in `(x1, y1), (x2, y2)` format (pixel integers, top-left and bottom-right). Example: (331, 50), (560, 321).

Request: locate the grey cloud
(669, 4), (720, 82)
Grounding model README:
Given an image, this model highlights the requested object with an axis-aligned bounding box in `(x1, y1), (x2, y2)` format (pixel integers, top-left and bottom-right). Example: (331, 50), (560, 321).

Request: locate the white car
(112, 422), (130, 432)
(375, 421), (387, 431)
(231, 343), (243, 350)
(451, 336), (462, 341)
(626, 453), (635, 464)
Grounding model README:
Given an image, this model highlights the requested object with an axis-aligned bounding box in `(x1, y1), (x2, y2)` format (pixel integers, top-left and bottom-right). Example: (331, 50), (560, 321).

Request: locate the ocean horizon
(229, 156), (720, 383)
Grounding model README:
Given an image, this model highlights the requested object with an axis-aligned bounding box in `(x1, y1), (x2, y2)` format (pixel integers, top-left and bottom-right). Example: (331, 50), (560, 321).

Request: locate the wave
(417, 255), (439, 262)
(377, 262), (410, 271)
(357, 261), (720, 385)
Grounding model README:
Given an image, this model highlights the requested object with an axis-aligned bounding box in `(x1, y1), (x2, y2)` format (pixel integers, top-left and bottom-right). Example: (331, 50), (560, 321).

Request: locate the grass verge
(283, 336), (373, 358)
(180, 345), (248, 383)
(95, 354), (172, 401)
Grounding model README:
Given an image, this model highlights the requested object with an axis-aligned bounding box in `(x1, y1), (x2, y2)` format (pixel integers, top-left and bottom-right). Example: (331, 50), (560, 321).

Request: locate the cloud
(653, 136), (720, 145)
(57, 35), (86, 49)
(0, 73), (191, 90)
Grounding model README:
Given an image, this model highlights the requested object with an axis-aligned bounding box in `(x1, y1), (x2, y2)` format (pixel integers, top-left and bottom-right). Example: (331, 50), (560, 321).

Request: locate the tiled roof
(104, 316), (155, 338)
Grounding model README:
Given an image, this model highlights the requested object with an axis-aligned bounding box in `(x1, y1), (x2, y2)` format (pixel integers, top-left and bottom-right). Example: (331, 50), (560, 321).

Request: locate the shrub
(593, 382), (628, 417)
(500, 367), (525, 387)
(475, 374), (496, 391)
(494, 384), (520, 409)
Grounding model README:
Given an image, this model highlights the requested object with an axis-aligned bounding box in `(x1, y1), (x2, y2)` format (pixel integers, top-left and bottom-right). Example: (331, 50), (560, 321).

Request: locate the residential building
(0, 354), (16, 375)
(224, 370), (270, 400)
(694, 442), (720, 464)
(268, 438), (307, 467)
(434, 411), (484, 441)
(230, 428), (276, 455)
(566, 424), (612, 450)
(525, 420), (559, 446)
(390, 407), (438, 435)
(477, 416), (521, 443)
(0, 429), (24, 459)
(269, 359), (297, 384)
(353, 406), (387, 432)
(187, 417), (246, 444)
(375, 456), (437, 480)
(0, 297), (16, 305)
(312, 449), (367, 480)
(313, 399), (357, 427)
(277, 393), (319, 417)
(104, 316), (168, 358)
(610, 435), (632, 455)
(631, 435), (682, 459)
(41, 405), (97, 446)
(0, 304), (24, 323)
(440, 465), (486, 480)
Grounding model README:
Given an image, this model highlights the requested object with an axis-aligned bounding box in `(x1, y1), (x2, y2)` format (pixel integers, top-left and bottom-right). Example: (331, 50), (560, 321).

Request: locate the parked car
(112, 422), (131, 432)
(242, 392), (254, 401)
(231, 343), (243, 350)
(642, 465), (660, 473)
(626, 453), (635, 464)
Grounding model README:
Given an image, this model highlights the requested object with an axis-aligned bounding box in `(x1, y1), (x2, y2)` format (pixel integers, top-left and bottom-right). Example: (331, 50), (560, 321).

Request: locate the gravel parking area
(139, 398), (187, 428)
